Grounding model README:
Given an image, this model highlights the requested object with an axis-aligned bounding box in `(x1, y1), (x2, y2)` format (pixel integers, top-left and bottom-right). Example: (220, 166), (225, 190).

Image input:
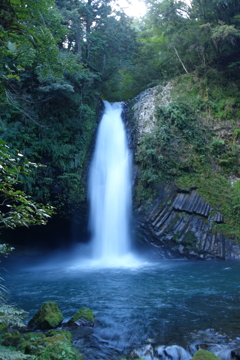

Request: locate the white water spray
(88, 101), (132, 265)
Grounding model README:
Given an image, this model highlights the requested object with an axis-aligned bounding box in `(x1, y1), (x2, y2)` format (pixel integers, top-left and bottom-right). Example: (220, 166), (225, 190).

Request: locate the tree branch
(173, 46), (189, 74)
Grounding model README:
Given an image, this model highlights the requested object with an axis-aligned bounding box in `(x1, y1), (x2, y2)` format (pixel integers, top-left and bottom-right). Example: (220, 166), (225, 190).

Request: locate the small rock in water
(67, 307), (94, 327)
(129, 344), (154, 360)
(145, 338), (155, 344)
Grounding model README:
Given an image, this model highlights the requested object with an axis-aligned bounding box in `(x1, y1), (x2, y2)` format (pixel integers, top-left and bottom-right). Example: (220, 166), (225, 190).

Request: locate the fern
(0, 345), (34, 360)
(0, 304), (27, 328)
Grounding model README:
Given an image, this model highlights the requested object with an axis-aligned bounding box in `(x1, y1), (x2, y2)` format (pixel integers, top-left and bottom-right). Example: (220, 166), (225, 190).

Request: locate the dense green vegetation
(0, 0), (240, 240)
(117, 0), (240, 98)
(0, 0), (137, 222)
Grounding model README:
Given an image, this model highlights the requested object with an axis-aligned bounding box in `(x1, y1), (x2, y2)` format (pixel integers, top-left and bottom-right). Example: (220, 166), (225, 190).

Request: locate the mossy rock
(46, 329), (72, 343)
(28, 302), (63, 330)
(192, 349), (221, 360)
(68, 307), (94, 327)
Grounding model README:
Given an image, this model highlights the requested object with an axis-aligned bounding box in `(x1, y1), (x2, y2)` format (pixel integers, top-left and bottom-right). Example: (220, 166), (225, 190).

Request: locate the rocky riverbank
(1, 301), (240, 360)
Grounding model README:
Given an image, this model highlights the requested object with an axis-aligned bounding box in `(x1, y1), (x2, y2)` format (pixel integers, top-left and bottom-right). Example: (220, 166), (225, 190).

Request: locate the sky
(118, 0), (192, 18)
(119, 0), (147, 17)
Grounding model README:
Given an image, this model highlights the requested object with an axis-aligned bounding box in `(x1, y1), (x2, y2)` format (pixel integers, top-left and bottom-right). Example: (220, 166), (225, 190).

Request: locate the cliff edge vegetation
(133, 71), (240, 244)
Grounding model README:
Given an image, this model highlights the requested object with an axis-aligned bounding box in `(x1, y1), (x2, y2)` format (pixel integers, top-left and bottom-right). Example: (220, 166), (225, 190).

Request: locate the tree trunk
(173, 46), (189, 74)
(75, 18), (82, 63)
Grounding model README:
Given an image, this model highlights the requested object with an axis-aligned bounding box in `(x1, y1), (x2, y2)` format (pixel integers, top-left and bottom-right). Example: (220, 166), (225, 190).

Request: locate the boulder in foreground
(28, 302), (63, 330)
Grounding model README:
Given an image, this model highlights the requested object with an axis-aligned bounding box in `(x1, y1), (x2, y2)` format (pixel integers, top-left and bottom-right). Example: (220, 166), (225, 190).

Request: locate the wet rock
(187, 329), (240, 360)
(28, 302), (63, 330)
(67, 307), (94, 327)
(129, 344), (154, 360)
(134, 183), (240, 260)
(129, 344), (191, 360)
(156, 345), (191, 360)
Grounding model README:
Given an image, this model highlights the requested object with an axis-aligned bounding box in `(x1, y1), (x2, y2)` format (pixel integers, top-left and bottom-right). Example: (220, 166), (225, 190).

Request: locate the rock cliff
(126, 83), (240, 260)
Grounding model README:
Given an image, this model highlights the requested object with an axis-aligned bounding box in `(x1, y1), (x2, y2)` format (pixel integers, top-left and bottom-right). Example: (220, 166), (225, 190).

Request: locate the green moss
(192, 350), (221, 360)
(172, 231), (180, 242)
(47, 329), (72, 343)
(28, 302), (63, 330)
(176, 173), (240, 241)
(176, 230), (198, 251)
(71, 307), (94, 323)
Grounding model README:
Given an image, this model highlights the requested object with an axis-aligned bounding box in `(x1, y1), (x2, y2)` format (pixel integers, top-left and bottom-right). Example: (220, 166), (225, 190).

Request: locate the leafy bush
(211, 138), (225, 156)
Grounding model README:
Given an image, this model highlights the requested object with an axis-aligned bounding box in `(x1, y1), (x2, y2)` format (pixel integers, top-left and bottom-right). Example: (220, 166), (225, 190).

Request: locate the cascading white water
(88, 101), (132, 265)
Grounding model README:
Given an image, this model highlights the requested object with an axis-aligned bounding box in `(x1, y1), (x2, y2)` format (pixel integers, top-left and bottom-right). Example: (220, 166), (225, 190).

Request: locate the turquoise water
(4, 258), (240, 359)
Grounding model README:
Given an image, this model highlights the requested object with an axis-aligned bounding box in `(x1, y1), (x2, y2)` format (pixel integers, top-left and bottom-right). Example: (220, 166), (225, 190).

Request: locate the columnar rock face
(135, 183), (240, 260)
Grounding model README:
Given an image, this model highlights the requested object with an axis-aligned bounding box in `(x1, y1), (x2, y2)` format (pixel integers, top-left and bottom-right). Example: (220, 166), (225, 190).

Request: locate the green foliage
(0, 345), (34, 360)
(46, 330), (72, 344)
(122, 0), (240, 94)
(0, 140), (54, 230)
(18, 331), (83, 360)
(233, 128), (240, 140)
(135, 101), (208, 202)
(211, 138), (225, 155)
(0, 304), (27, 328)
(0, 0), (139, 219)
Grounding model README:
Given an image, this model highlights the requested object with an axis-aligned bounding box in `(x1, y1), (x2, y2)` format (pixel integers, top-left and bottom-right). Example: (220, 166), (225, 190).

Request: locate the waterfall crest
(88, 101), (132, 265)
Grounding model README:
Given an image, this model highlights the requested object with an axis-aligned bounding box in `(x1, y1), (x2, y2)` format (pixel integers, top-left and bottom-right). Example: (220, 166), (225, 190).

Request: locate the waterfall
(88, 101), (132, 265)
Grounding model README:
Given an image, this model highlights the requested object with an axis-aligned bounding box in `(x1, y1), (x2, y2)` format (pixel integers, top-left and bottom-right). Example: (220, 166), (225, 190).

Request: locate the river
(4, 256), (240, 359)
